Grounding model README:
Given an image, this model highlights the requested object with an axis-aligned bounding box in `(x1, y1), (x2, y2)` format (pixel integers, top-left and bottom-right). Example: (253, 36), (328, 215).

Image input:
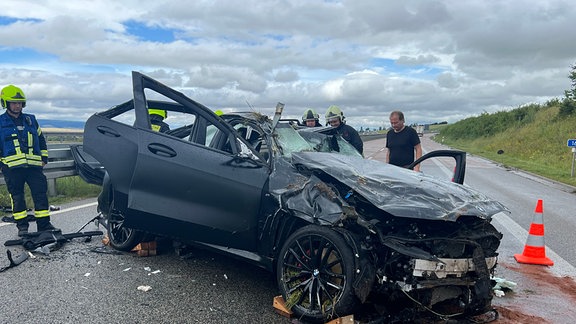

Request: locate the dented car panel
(289, 151), (507, 222)
(77, 71), (509, 323)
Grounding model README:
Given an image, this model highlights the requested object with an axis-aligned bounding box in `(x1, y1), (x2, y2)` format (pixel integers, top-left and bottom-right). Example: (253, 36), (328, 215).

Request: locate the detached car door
(126, 72), (269, 251)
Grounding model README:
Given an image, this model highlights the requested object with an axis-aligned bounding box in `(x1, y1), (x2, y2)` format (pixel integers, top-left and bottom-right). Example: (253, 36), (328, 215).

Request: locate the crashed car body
(76, 72), (508, 322)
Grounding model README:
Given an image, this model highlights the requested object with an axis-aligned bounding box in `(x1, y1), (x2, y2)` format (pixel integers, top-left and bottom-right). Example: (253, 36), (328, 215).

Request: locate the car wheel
(98, 183), (144, 251)
(277, 225), (358, 323)
(107, 208), (145, 251)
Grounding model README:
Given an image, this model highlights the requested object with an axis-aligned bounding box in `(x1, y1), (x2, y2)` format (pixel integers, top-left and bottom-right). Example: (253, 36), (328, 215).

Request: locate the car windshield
(274, 124), (362, 158)
(275, 125), (315, 157)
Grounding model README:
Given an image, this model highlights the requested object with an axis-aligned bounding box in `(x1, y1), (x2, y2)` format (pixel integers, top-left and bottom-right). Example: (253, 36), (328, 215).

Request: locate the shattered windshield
(274, 124), (363, 158)
(298, 129), (363, 158)
(275, 125), (315, 158)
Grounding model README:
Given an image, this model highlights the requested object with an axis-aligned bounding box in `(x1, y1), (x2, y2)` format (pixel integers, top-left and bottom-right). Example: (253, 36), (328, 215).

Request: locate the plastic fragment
(492, 277), (517, 297)
(137, 285), (152, 292)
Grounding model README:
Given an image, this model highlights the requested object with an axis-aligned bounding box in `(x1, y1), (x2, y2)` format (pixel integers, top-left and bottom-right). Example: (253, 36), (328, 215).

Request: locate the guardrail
(0, 145), (79, 197)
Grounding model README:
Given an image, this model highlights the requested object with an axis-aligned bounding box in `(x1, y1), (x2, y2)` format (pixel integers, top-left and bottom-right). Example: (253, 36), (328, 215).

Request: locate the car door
(407, 150), (467, 184)
(83, 101), (140, 196)
(125, 72), (269, 251)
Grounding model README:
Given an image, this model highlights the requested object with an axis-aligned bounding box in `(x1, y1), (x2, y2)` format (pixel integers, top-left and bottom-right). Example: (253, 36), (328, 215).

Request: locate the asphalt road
(1, 135), (575, 324)
(0, 199), (289, 324)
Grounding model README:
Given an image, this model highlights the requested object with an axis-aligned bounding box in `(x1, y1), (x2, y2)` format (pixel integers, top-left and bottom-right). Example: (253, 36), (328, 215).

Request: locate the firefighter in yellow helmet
(148, 108), (170, 133)
(324, 105), (363, 154)
(0, 85), (58, 236)
(301, 108), (321, 127)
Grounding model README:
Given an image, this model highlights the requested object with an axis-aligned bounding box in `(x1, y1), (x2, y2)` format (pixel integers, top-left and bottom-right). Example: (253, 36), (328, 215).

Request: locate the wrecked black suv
(75, 72), (508, 323)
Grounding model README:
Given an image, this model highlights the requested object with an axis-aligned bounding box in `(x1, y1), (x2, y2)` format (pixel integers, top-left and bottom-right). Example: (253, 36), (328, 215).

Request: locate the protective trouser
(3, 167), (50, 222)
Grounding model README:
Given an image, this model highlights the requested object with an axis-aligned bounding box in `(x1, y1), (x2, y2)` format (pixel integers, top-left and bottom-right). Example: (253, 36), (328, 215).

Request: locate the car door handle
(147, 143), (177, 158)
(96, 125), (121, 137)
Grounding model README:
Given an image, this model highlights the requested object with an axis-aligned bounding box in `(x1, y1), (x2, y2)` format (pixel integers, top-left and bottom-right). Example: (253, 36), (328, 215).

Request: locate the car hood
(291, 152), (508, 222)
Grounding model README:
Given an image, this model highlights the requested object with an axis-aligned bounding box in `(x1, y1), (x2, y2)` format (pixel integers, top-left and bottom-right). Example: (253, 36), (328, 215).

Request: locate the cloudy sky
(1, 0), (575, 130)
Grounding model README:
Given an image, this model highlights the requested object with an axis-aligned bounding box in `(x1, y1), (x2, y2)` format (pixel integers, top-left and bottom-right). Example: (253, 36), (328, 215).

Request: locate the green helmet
(148, 108), (167, 119)
(1, 85), (26, 108)
(325, 105), (343, 122)
(302, 108), (319, 122)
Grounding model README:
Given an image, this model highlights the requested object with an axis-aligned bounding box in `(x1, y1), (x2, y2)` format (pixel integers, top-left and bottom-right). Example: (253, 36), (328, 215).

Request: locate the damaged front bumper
(413, 256), (498, 280)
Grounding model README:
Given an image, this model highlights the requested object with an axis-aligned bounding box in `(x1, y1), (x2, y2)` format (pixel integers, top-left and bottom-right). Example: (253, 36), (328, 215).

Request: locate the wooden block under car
(326, 314), (354, 324)
(273, 295), (293, 318)
(133, 241), (157, 257)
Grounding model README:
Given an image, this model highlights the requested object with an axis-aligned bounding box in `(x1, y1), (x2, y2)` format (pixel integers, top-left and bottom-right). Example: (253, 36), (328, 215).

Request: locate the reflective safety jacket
(0, 112), (48, 168)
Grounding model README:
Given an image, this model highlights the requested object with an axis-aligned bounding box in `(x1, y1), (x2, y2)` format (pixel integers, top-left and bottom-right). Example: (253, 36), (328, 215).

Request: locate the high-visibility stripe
(526, 234), (546, 247)
(1, 153), (43, 167)
(27, 132), (33, 154)
(532, 212), (544, 224)
(13, 210), (27, 220)
(34, 209), (50, 218)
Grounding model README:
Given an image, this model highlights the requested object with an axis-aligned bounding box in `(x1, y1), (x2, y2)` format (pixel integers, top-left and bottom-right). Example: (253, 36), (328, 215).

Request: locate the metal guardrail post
(47, 179), (57, 197)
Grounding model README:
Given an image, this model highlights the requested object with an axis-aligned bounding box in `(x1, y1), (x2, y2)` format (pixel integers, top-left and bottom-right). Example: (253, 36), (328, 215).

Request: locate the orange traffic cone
(514, 199), (554, 266)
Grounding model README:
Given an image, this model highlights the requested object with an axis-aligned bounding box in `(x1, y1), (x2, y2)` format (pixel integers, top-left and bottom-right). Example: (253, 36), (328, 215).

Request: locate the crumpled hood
(291, 152), (509, 222)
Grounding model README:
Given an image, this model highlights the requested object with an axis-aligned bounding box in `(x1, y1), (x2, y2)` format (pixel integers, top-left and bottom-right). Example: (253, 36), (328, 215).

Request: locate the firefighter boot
(16, 219), (29, 237)
(36, 217), (59, 232)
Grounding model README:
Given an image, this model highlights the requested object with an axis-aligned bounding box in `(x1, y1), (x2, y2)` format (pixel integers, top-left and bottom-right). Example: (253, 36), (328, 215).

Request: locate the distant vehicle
(74, 71), (508, 323)
(416, 125), (424, 136)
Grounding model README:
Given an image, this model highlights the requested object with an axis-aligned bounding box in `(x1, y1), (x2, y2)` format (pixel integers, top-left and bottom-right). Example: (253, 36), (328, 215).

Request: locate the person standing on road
(0, 85), (58, 237)
(386, 110), (422, 171)
(324, 105), (363, 155)
(301, 108), (322, 127)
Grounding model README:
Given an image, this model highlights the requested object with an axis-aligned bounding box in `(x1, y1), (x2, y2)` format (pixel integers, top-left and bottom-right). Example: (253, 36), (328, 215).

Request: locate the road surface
(1, 135), (575, 323)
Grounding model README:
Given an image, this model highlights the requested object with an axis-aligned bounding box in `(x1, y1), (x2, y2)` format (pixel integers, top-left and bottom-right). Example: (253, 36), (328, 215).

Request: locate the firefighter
(0, 85), (57, 236)
(324, 105), (364, 155)
(148, 108), (170, 133)
(302, 108), (321, 127)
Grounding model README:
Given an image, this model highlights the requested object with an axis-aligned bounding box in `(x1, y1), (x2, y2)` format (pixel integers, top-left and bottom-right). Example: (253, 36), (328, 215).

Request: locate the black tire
(101, 183), (144, 251)
(277, 225), (358, 323)
(107, 208), (144, 251)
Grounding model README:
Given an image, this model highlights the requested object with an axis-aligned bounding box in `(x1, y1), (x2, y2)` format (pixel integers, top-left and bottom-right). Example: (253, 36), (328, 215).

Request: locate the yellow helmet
(302, 108), (319, 122)
(1, 85), (26, 108)
(148, 108), (167, 119)
(325, 105), (343, 122)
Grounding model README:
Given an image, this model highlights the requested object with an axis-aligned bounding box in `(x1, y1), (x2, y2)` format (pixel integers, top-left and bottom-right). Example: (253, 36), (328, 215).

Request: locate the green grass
(436, 104), (576, 188)
(0, 176), (101, 209)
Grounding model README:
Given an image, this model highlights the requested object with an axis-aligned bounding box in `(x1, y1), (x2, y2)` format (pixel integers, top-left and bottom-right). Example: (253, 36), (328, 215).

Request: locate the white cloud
(0, 0), (574, 129)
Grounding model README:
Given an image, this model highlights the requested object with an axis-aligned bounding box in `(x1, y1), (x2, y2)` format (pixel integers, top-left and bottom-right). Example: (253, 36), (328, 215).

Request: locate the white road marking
(0, 201), (98, 228)
(50, 201), (98, 215)
(493, 212), (576, 279)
